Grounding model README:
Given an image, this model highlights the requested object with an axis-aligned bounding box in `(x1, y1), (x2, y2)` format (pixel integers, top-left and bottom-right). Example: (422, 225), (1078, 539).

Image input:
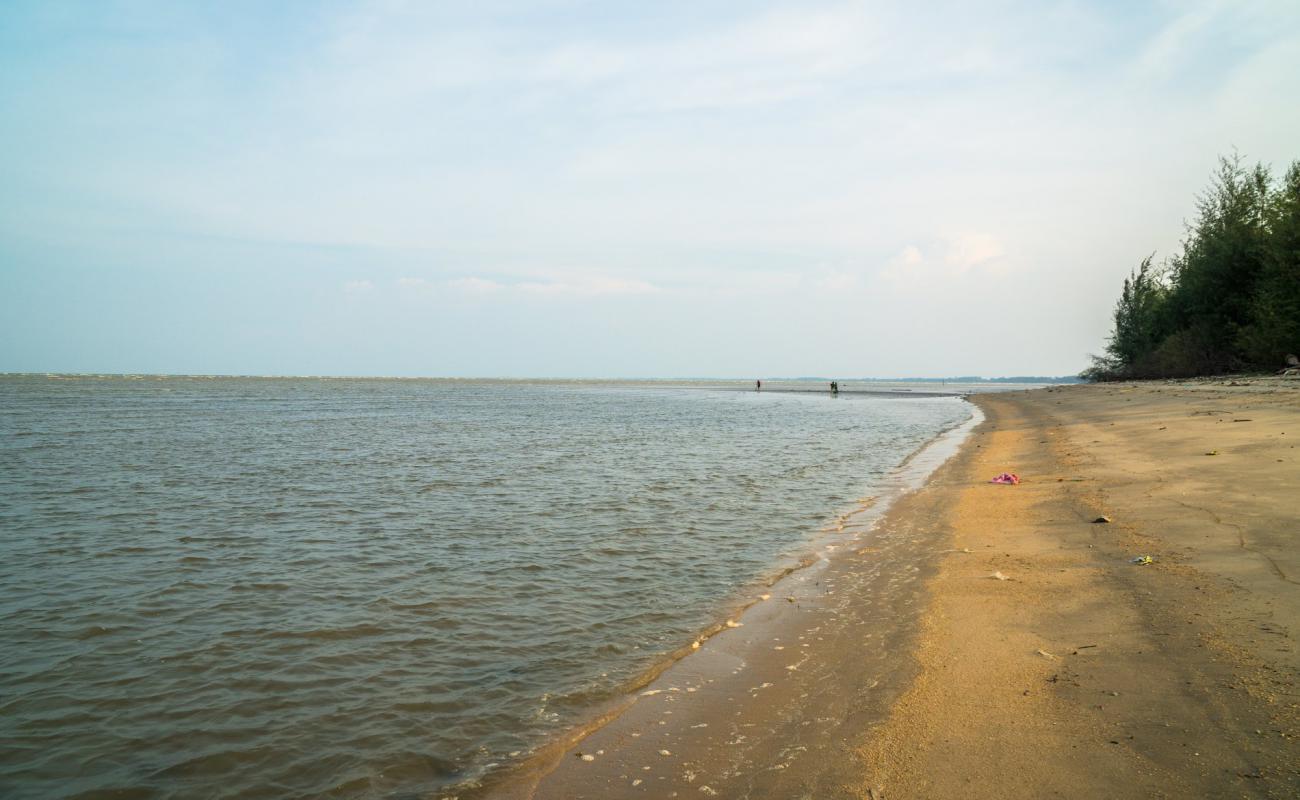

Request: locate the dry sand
(860, 379), (1299, 798)
(495, 380), (1299, 799)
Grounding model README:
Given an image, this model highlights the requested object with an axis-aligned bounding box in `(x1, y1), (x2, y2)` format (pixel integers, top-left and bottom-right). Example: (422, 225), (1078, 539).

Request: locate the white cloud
(880, 234), (1007, 285)
(343, 279), (373, 293)
(879, 245), (926, 284)
(944, 233), (1005, 274)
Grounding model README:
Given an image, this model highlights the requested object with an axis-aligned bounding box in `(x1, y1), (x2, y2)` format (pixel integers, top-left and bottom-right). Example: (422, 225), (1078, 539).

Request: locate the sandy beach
(860, 379), (1300, 798)
(499, 380), (1299, 799)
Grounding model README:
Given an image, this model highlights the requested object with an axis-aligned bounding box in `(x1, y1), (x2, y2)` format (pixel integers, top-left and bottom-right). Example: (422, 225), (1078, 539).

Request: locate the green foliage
(1239, 163), (1300, 364)
(1086, 154), (1300, 380)
(1106, 255), (1168, 368)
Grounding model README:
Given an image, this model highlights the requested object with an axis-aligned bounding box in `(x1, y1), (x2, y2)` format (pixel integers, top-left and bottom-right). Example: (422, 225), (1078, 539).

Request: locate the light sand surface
(491, 380), (1299, 799)
(860, 379), (1300, 798)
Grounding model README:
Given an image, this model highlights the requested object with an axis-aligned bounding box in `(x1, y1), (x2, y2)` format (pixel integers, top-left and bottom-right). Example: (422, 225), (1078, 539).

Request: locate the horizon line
(1, 371), (1080, 382)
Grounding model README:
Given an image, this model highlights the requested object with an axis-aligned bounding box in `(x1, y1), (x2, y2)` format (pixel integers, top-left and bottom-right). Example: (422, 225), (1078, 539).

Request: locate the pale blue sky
(2, 0), (1298, 377)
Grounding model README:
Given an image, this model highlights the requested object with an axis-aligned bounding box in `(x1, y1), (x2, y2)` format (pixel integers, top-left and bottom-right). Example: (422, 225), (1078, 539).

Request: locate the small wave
(369, 597), (435, 611)
(266, 623), (388, 641)
(152, 746), (270, 778)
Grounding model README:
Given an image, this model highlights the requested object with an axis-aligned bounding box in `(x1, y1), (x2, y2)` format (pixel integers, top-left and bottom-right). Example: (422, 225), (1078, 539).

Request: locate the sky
(2, 0), (1299, 378)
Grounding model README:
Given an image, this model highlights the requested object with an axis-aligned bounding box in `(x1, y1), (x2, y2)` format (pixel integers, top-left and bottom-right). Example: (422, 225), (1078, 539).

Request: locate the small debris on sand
(1093, 516), (1112, 523)
(991, 571), (1011, 581)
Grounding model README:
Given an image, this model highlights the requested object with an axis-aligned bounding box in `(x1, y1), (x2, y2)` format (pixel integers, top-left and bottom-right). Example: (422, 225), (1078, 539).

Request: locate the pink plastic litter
(990, 472), (1020, 485)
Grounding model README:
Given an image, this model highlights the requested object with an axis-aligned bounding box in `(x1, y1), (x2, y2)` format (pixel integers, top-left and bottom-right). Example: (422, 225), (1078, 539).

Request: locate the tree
(1163, 154), (1272, 371)
(1104, 254), (1167, 371)
(1085, 154), (1300, 380)
(1239, 161), (1300, 364)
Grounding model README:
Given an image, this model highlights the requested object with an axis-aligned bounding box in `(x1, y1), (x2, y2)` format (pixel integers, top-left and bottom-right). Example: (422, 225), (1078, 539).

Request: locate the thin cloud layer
(445, 275), (660, 297)
(1, 0), (1298, 376)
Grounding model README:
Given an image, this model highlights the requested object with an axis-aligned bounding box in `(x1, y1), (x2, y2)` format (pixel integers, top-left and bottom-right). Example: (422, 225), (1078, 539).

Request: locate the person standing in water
(830, 381), (839, 395)
(756, 379), (762, 391)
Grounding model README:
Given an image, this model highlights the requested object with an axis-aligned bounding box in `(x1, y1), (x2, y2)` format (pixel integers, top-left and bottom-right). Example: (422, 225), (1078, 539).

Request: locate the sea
(0, 375), (1002, 799)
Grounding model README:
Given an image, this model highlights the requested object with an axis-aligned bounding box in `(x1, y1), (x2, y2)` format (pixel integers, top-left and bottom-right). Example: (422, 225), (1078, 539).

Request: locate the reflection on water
(0, 376), (968, 798)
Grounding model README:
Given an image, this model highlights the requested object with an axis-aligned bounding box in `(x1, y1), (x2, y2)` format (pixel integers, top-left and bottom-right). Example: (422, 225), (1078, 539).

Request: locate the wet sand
(492, 379), (1300, 799)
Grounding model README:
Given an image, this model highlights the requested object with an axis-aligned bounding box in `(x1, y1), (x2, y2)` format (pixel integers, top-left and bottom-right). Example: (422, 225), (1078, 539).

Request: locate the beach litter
(990, 472), (1021, 485)
(1131, 555), (1154, 565)
(990, 571), (1011, 581)
(1205, 450), (1219, 456)
(1036, 649), (1058, 660)
(1093, 516), (1112, 524)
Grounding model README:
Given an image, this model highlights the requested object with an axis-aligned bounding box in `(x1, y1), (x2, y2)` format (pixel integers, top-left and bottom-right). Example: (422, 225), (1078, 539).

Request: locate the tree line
(1084, 154), (1300, 380)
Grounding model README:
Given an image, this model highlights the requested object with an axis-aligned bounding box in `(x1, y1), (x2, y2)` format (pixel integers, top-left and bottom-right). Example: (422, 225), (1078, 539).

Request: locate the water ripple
(0, 376), (967, 799)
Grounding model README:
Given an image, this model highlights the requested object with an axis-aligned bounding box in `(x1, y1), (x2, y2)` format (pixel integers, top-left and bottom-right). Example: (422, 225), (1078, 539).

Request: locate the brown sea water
(0, 376), (973, 799)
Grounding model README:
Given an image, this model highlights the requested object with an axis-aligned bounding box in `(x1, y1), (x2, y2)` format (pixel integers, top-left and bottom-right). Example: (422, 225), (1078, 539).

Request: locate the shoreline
(477, 400), (985, 799)
(484, 379), (1299, 799)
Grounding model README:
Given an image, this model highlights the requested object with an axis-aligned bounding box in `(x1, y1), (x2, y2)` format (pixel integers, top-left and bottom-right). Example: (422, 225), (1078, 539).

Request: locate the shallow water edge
(466, 400), (985, 799)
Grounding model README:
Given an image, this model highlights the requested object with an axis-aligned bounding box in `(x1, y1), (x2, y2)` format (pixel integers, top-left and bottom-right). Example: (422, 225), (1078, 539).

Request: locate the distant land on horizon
(870, 376), (1083, 384)
(787, 376), (1083, 384)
